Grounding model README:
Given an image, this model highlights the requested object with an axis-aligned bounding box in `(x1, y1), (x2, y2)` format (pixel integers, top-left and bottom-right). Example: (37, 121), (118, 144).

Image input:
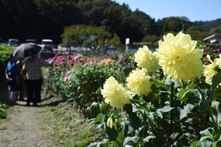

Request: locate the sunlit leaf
(212, 71), (221, 90)
(143, 135), (156, 142)
(180, 104), (194, 120)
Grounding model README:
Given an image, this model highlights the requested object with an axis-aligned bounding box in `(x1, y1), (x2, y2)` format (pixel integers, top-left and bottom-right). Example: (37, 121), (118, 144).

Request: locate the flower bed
(44, 32), (221, 146)
(44, 52), (131, 118)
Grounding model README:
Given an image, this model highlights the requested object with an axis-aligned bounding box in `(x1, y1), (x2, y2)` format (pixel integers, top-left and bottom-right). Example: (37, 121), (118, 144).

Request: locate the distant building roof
(42, 39), (53, 42)
(203, 33), (221, 44)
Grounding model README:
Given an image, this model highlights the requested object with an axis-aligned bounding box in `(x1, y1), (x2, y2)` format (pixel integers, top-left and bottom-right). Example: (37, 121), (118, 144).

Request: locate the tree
(210, 25), (221, 34)
(61, 25), (122, 49)
(156, 17), (193, 35)
(0, 0), (219, 44)
(186, 25), (209, 40)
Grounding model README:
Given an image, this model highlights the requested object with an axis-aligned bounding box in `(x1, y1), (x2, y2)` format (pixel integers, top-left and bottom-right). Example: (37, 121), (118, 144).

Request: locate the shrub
(0, 104), (9, 119)
(0, 45), (14, 75)
(60, 62), (125, 117)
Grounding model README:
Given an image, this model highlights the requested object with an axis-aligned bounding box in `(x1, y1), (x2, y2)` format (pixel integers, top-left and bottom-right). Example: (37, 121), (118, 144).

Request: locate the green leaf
(214, 86), (221, 98)
(124, 104), (141, 129)
(211, 101), (221, 126)
(143, 135), (156, 143)
(157, 105), (173, 113)
(177, 88), (188, 99)
(190, 141), (199, 147)
(151, 79), (165, 88)
(180, 104), (194, 120)
(123, 136), (137, 146)
(200, 128), (213, 141)
(90, 102), (98, 108)
(94, 113), (103, 123)
(212, 70), (221, 90)
(106, 127), (118, 141)
(116, 130), (125, 145)
(180, 89), (200, 104)
(190, 141), (212, 147)
(0, 111), (6, 119)
(156, 106), (173, 119)
(217, 134), (221, 142)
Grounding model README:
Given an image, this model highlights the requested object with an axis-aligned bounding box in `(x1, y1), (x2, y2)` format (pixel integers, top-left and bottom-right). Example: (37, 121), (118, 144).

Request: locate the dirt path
(0, 101), (57, 147)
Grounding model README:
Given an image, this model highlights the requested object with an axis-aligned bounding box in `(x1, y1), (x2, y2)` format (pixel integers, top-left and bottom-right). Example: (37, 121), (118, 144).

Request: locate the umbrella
(13, 43), (41, 59)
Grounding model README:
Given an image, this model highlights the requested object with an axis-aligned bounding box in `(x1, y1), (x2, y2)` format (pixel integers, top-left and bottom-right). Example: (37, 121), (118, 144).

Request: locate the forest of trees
(0, 0), (220, 44)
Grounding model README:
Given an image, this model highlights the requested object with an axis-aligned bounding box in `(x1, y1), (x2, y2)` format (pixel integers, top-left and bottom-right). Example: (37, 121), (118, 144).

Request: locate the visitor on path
(22, 54), (50, 106)
(16, 59), (25, 101)
(5, 54), (20, 105)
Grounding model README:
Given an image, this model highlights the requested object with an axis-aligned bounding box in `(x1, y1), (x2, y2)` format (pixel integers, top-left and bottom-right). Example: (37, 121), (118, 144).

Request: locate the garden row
(1, 32), (221, 146)
(0, 45), (14, 118)
(43, 32), (221, 146)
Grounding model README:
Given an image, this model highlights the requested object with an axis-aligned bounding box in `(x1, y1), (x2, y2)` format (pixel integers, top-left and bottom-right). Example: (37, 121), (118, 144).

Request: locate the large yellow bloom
(156, 31), (204, 82)
(204, 55), (218, 85)
(101, 77), (132, 109)
(126, 68), (152, 96)
(134, 46), (159, 73)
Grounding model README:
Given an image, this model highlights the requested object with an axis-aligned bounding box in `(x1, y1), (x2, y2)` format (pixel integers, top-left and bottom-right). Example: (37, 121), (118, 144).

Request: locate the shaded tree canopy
(0, 0), (220, 44)
(61, 24), (121, 49)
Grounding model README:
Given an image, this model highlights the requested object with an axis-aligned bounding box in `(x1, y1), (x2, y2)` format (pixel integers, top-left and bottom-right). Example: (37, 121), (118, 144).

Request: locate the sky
(112, 0), (221, 22)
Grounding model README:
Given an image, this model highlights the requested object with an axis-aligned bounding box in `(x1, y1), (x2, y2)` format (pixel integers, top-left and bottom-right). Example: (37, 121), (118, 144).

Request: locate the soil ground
(0, 79), (101, 147)
(0, 100), (58, 147)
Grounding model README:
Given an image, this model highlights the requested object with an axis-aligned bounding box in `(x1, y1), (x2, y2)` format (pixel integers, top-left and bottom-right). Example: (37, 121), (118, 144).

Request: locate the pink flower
(64, 71), (72, 82)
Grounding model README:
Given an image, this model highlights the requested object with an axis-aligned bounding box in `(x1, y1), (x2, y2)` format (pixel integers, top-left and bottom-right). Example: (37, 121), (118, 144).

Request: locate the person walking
(5, 54), (20, 105)
(16, 59), (24, 101)
(22, 54), (49, 106)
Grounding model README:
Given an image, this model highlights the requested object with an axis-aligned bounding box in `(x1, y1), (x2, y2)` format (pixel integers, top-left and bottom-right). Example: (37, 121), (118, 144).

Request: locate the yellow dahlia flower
(101, 77), (132, 109)
(204, 55), (218, 85)
(126, 68), (152, 96)
(156, 31), (204, 82)
(106, 117), (115, 128)
(134, 46), (159, 73)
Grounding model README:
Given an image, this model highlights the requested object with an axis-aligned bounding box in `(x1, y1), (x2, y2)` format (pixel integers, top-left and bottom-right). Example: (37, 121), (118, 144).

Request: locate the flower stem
(170, 82), (174, 133)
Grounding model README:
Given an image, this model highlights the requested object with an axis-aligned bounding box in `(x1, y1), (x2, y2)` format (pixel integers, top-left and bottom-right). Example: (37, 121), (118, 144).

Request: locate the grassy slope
(41, 96), (104, 146)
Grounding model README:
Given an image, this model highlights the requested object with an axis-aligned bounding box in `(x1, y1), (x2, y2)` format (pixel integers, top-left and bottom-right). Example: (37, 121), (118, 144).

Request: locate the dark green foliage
(76, 63), (123, 115)
(61, 25), (122, 49)
(196, 19), (221, 32)
(156, 17), (194, 34)
(0, 45), (14, 76)
(58, 62), (125, 118)
(0, 104), (9, 119)
(0, 0), (219, 43)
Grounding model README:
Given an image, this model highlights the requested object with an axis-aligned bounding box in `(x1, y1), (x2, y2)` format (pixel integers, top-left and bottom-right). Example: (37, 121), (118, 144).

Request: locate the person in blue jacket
(5, 54), (19, 105)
